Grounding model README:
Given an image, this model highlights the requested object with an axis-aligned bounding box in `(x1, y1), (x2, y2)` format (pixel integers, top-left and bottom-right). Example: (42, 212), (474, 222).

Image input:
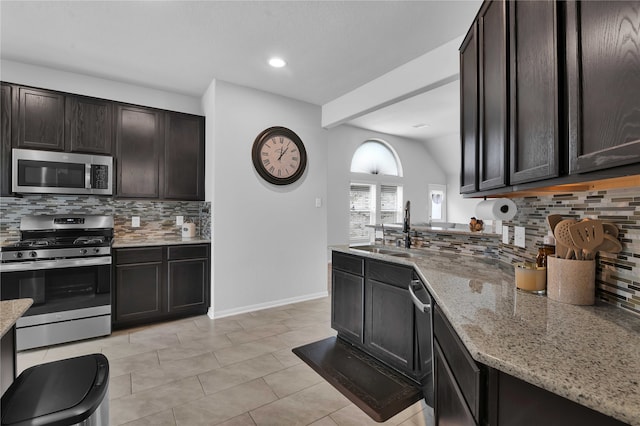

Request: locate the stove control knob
(94, 248), (101, 254)
(80, 249), (88, 255)
(15, 252), (23, 258)
(29, 251), (37, 258)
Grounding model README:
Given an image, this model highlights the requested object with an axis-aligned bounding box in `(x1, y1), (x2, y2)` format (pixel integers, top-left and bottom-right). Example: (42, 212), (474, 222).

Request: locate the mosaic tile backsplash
(385, 187), (640, 316)
(0, 195), (211, 241)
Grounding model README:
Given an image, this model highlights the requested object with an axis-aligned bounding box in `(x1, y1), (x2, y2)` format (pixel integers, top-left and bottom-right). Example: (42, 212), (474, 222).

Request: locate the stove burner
(73, 237), (106, 245)
(12, 239), (56, 248)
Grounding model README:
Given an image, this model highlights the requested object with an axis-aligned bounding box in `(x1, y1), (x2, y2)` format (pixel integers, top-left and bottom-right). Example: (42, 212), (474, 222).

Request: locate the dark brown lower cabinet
(365, 278), (414, 373)
(331, 269), (364, 344)
(1, 326), (16, 395)
(114, 244), (210, 328)
(434, 341), (476, 426)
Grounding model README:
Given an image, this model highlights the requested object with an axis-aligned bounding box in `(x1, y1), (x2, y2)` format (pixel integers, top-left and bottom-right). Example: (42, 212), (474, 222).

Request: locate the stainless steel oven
(0, 215), (113, 351)
(12, 148), (113, 195)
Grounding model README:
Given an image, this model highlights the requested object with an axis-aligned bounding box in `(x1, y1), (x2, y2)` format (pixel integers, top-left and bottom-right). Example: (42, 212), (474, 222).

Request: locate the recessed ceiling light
(412, 123), (430, 129)
(268, 57), (287, 68)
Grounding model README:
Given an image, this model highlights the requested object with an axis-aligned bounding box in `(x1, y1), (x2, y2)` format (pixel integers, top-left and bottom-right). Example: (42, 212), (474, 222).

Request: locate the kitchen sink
(350, 245), (421, 258)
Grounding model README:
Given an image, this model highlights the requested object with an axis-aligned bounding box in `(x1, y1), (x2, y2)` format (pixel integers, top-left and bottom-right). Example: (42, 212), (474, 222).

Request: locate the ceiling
(1, 0), (479, 145)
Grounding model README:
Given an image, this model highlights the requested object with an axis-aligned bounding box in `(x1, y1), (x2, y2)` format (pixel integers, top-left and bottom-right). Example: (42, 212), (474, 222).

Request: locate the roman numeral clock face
(252, 127), (307, 185)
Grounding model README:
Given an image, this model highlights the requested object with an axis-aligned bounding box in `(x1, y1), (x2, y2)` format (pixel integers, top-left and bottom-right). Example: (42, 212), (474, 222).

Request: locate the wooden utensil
(602, 222), (619, 238)
(546, 214), (563, 233)
(596, 233), (623, 254)
(554, 219), (579, 259)
(569, 220), (604, 260)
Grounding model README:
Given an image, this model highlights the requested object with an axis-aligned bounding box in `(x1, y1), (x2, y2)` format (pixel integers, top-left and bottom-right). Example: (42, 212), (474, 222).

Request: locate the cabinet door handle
(408, 279), (431, 313)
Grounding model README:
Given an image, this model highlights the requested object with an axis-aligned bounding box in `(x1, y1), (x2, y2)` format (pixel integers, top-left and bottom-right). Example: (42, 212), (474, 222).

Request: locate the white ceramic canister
(182, 222), (196, 238)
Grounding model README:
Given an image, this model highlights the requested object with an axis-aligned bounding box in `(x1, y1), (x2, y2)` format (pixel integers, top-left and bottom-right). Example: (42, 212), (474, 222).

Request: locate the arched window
(349, 140), (403, 244)
(350, 140), (401, 176)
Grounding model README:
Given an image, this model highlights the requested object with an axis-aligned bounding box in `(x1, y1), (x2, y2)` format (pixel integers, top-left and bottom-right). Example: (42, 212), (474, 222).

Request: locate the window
(349, 184), (402, 245)
(350, 140), (401, 176)
(349, 140), (403, 245)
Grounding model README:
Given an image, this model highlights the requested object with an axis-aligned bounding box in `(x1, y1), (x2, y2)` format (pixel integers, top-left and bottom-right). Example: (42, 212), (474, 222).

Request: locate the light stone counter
(0, 299), (33, 338)
(332, 245), (640, 425)
(113, 236), (211, 248)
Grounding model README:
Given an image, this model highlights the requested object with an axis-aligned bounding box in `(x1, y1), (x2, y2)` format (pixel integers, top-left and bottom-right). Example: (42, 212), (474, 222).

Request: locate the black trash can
(1, 353), (109, 426)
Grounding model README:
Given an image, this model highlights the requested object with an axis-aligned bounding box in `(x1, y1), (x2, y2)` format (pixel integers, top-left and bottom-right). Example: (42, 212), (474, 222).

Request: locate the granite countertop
(112, 236), (211, 248)
(332, 245), (640, 426)
(0, 299), (33, 338)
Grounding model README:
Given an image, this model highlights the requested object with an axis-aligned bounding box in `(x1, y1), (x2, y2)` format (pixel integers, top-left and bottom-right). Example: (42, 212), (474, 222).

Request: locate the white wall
(421, 133), (482, 224)
(208, 81), (328, 317)
(327, 125), (446, 247)
(1, 60), (202, 115)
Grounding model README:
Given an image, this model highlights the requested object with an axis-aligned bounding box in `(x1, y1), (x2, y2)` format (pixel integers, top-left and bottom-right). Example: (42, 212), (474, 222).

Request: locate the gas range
(0, 215), (113, 262)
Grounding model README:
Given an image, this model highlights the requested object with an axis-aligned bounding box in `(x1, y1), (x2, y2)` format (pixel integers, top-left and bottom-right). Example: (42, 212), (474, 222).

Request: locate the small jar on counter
(536, 244), (556, 267)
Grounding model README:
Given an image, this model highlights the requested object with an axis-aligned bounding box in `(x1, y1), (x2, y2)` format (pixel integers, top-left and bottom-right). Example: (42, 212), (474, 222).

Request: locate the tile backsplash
(386, 186), (639, 316)
(0, 195), (211, 240)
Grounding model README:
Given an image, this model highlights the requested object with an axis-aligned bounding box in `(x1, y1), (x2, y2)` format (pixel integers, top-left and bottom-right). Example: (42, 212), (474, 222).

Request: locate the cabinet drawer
(115, 247), (163, 265)
(167, 244), (209, 260)
(434, 305), (480, 421)
(332, 252), (364, 276)
(366, 259), (412, 289)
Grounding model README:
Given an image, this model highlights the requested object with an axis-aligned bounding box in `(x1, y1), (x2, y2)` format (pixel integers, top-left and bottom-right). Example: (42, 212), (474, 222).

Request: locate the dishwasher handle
(408, 279), (431, 313)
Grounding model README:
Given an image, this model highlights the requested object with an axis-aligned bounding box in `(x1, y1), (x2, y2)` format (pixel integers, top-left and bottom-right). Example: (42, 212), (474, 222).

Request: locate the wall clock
(252, 126), (307, 185)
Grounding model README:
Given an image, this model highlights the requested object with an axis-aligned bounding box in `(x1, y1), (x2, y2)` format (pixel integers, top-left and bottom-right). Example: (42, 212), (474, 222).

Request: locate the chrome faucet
(403, 200), (411, 248)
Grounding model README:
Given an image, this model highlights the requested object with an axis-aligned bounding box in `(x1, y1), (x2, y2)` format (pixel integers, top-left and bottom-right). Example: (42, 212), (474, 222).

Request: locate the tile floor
(17, 297), (434, 425)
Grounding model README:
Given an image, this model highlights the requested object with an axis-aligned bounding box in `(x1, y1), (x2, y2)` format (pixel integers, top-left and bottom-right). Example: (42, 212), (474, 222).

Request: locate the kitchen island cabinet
(331, 251), (364, 345)
(0, 299), (32, 395)
(331, 246), (640, 425)
(113, 243), (210, 328)
(331, 251), (434, 385)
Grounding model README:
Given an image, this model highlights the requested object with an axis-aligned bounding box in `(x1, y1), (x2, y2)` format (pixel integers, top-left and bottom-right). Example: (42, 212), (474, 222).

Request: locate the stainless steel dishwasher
(408, 273), (435, 406)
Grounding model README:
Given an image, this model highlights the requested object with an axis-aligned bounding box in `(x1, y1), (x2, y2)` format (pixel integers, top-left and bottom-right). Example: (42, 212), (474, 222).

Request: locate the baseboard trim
(209, 291), (329, 319)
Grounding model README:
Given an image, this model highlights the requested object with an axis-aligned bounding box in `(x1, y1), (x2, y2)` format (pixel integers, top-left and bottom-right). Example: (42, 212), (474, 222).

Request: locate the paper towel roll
(475, 198), (517, 220)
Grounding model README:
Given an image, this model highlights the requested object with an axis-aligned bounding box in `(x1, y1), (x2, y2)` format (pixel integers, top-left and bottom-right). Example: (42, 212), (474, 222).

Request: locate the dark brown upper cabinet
(1, 83), (13, 196)
(115, 104), (164, 199)
(162, 112), (205, 200)
(65, 95), (113, 155)
(509, 0), (561, 184)
(460, 23), (479, 194)
(566, 0), (640, 174)
(15, 87), (65, 151)
(478, 0), (509, 191)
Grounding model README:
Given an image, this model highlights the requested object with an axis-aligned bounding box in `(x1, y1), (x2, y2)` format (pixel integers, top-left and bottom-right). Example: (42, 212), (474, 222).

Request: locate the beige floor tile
(109, 373), (132, 400)
(249, 381), (351, 425)
(309, 416), (340, 426)
(132, 352), (220, 393)
(213, 335), (288, 366)
(157, 334), (232, 363)
(122, 409), (176, 426)
(198, 353), (284, 395)
(173, 378), (278, 425)
(262, 363), (324, 398)
(111, 376), (205, 425)
(271, 347), (303, 368)
(217, 413), (257, 426)
(226, 322), (291, 345)
(16, 297), (433, 426)
(109, 350), (160, 377)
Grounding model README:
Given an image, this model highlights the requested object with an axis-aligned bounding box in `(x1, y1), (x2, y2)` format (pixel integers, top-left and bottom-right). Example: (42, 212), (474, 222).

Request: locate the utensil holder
(547, 256), (595, 305)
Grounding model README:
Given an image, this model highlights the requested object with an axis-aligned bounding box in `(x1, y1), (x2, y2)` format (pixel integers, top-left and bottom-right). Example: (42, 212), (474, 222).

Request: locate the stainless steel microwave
(12, 148), (113, 195)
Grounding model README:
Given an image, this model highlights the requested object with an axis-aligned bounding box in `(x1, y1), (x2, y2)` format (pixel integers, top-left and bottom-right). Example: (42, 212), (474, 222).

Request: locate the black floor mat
(292, 336), (424, 422)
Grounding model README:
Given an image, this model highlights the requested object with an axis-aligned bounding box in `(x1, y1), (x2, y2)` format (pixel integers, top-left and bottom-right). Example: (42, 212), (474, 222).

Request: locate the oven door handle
(0, 256), (112, 272)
